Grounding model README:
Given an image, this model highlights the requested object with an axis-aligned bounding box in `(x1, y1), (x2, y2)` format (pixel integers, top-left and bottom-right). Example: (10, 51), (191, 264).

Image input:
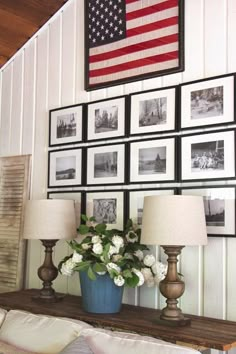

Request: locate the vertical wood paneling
(0, 64), (12, 156)
(10, 54), (24, 155)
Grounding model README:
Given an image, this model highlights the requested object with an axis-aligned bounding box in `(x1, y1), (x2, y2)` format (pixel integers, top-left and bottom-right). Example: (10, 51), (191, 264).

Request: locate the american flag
(85, 0), (183, 90)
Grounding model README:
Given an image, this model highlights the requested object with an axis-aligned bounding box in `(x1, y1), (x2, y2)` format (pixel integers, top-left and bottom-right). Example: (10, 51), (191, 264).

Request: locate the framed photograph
(181, 186), (236, 237)
(47, 191), (83, 229)
(129, 86), (177, 136)
(48, 147), (83, 187)
(49, 105), (84, 147)
(180, 73), (235, 130)
(86, 96), (127, 142)
(86, 142), (126, 186)
(84, 0), (184, 90)
(180, 129), (236, 182)
(129, 137), (177, 183)
(128, 188), (176, 226)
(85, 190), (126, 230)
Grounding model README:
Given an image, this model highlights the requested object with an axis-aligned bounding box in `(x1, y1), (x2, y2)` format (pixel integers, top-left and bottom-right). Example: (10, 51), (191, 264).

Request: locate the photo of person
(191, 140), (224, 172)
(139, 97), (167, 127)
(94, 105), (118, 133)
(191, 86), (223, 120)
(93, 198), (117, 224)
(139, 146), (166, 175)
(57, 113), (76, 138)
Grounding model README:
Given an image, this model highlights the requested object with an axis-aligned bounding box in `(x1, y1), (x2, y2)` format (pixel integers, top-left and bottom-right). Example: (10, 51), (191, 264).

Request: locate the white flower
(134, 249), (144, 261)
(126, 231), (138, 243)
(124, 253), (133, 260)
(144, 254), (156, 267)
(82, 243), (91, 250)
(132, 268), (145, 286)
(146, 277), (155, 287)
(71, 252), (83, 263)
(114, 275), (125, 286)
(107, 262), (121, 273)
(112, 235), (124, 249)
(61, 259), (75, 276)
(112, 254), (122, 262)
(97, 271), (107, 275)
(92, 243), (103, 254)
(152, 262), (167, 283)
(108, 245), (119, 257)
(141, 267), (153, 281)
(92, 235), (101, 244)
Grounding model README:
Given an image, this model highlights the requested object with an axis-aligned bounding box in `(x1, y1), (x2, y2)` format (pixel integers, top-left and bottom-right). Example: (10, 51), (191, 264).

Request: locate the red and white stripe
(88, 0), (180, 86)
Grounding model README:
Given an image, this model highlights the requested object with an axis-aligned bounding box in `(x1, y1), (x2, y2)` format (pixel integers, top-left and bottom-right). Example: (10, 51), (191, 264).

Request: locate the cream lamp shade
(23, 199), (77, 240)
(141, 195), (208, 246)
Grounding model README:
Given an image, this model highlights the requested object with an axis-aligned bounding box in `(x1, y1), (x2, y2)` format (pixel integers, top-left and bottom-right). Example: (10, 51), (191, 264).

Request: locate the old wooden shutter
(0, 155), (31, 292)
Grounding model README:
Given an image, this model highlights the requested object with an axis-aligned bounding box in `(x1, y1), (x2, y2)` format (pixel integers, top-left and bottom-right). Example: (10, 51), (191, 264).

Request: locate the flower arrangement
(59, 215), (167, 288)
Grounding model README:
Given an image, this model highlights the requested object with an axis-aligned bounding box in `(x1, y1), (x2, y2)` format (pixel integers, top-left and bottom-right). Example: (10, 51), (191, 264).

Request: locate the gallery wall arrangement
(47, 72), (236, 238)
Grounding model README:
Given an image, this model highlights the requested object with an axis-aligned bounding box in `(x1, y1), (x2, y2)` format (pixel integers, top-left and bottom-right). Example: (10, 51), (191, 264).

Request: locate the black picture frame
(84, 0), (185, 91)
(179, 128), (236, 182)
(85, 142), (127, 186)
(128, 136), (177, 184)
(127, 187), (177, 227)
(179, 185), (236, 238)
(85, 95), (128, 142)
(84, 190), (127, 230)
(129, 85), (178, 137)
(49, 104), (84, 147)
(48, 147), (83, 188)
(179, 73), (236, 131)
(47, 190), (85, 229)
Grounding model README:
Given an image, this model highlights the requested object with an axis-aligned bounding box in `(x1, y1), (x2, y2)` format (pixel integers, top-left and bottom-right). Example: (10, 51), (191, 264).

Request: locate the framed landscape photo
(86, 142), (126, 186)
(84, 0), (184, 90)
(181, 186), (236, 237)
(129, 86), (177, 136)
(86, 96), (127, 142)
(128, 188), (176, 226)
(180, 129), (236, 182)
(49, 104), (84, 147)
(47, 191), (83, 229)
(129, 137), (177, 183)
(85, 190), (126, 230)
(48, 147), (83, 187)
(180, 73), (235, 130)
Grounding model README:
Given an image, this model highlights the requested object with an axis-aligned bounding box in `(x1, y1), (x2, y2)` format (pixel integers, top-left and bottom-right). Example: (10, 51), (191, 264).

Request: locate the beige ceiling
(0, 0), (68, 68)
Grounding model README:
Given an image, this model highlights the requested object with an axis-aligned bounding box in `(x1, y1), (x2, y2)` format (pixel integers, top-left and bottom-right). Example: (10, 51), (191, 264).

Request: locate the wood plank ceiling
(0, 0), (68, 68)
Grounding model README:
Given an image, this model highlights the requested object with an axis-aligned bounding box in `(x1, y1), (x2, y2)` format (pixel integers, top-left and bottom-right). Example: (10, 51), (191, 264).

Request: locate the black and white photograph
(191, 140), (224, 172)
(181, 186), (236, 237)
(47, 191), (82, 229)
(180, 130), (235, 182)
(49, 104), (83, 146)
(129, 137), (176, 183)
(139, 146), (166, 175)
(87, 96), (126, 141)
(128, 189), (175, 226)
(180, 74), (235, 130)
(94, 152), (117, 178)
(86, 142), (126, 185)
(130, 87), (176, 136)
(85, 191), (125, 230)
(48, 147), (82, 187)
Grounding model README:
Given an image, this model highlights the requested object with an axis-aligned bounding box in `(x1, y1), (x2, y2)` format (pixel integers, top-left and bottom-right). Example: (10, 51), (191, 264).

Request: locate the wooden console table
(0, 289), (235, 352)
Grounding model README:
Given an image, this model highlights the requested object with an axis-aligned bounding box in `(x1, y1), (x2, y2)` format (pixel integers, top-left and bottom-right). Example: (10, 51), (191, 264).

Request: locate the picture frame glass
(130, 88), (176, 135)
(85, 191), (124, 230)
(129, 189), (175, 226)
(182, 187), (235, 236)
(181, 75), (235, 129)
(50, 106), (83, 146)
(181, 130), (235, 181)
(87, 97), (125, 141)
(130, 138), (175, 183)
(87, 144), (125, 185)
(49, 148), (82, 187)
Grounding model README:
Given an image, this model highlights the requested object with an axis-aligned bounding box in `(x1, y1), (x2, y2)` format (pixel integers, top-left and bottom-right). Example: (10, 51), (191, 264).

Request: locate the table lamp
(23, 199), (77, 302)
(141, 195), (207, 326)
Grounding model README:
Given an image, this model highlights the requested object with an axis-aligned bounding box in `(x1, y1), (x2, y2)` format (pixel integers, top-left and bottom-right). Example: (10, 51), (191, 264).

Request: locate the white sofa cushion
(0, 310), (92, 354)
(81, 328), (201, 354)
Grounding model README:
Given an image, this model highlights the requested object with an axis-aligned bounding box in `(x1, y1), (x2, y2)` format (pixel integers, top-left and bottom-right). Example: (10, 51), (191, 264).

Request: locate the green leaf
(81, 214), (88, 222)
(88, 266), (96, 280)
(78, 224), (90, 234)
(93, 263), (107, 273)
(126, 219), (133, 229)
(73, 261), (91, 272)
(95, 223), (106, 234)
(125, 273), (139, 288)
(89, 216), (96, 222)
(122, 269), (133, 278)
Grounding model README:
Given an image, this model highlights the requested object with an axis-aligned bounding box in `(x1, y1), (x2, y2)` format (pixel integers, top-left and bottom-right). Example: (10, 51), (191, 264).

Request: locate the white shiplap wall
(0, 1), (236, 353)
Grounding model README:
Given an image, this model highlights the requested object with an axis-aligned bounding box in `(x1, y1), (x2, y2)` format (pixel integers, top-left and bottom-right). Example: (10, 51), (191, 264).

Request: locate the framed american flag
(85, 0), (184, 90)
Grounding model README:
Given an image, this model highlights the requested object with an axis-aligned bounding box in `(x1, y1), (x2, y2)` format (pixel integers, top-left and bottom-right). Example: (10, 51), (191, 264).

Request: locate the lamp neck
(162, 246), (184, 281)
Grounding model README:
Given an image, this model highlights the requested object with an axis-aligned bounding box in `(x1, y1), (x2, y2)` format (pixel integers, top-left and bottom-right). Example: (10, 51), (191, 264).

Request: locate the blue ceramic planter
(79, 271), (124, 314)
